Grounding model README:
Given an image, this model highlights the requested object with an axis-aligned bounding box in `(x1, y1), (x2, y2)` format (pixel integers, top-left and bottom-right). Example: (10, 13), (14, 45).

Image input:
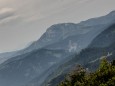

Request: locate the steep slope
(44, 24), (107, 51)
(89, 23), (115, 48)
(42, 23), (115, 86)
(0, 49), (70, 86)
(44, 44), (115, 86)
(0, 51), (16, 64)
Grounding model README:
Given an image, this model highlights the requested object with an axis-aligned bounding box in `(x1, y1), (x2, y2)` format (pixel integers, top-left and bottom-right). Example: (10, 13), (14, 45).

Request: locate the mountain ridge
(1, 10), (115, 65)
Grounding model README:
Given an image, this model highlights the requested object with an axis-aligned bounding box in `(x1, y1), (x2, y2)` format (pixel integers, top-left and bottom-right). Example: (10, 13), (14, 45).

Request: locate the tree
(59, 58), (115, 86)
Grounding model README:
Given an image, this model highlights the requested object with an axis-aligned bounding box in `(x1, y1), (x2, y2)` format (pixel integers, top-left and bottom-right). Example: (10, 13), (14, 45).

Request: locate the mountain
(0, 51), (16, 64)
(89, 23), (115, 48)
(0, 11), (115, 86)
(0, 11), (115, 65)
(44, 24), (106, 51)
(0, 23), (100, 64)
(27, 11), (115, 51)
(0, 48), (70, 86)
(23, 11), (115, 86)
(41, 23), (115, 86)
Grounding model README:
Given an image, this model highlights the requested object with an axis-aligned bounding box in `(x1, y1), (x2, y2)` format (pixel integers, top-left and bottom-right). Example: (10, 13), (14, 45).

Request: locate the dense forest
(59, 58), (115, 86)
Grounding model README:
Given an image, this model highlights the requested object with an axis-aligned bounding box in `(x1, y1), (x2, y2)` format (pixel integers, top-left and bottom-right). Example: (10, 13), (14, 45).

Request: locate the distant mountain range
(0, 11), (115, 64)
(0, 11), (115, 86)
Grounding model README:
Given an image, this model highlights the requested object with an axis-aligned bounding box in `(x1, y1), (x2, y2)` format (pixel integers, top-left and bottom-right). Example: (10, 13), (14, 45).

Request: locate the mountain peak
(109, 10), (115, 16)
(46, 23), (77, 31)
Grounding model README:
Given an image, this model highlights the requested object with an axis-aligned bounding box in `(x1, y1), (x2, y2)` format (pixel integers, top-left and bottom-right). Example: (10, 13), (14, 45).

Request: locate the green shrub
(59, 58), (115, 86)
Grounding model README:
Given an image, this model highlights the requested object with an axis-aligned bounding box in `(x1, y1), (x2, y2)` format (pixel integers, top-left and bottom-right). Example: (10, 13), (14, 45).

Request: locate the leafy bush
(59, 58), (115, 86)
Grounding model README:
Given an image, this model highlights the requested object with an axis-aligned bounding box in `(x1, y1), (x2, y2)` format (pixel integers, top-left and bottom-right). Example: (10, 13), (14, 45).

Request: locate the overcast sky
(0, 0), (115, 52)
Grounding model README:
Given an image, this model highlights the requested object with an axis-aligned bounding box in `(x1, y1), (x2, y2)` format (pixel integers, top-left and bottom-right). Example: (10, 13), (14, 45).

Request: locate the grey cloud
(0, 15), (21, 26)
(0, 8), (15, 21)
(0, 8), (24, 26)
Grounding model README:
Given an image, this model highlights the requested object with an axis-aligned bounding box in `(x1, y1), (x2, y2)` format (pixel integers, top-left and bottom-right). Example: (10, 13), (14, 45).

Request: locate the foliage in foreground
(59, 58), (115, 86)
